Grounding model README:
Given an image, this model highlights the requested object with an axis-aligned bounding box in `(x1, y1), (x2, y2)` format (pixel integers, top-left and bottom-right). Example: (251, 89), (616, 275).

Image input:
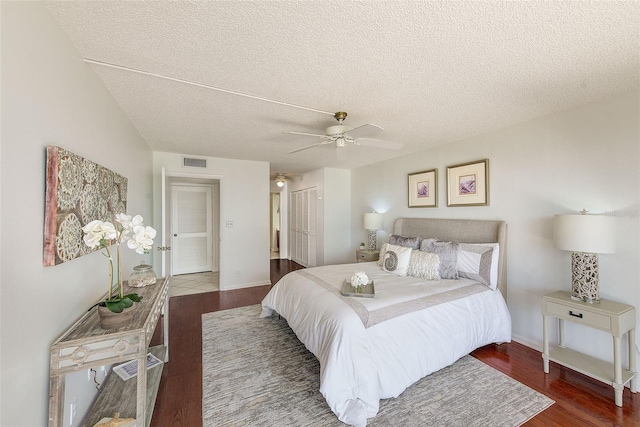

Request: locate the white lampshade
(554, 213), (615, 304)
(553, 214), (616, 254)
(364, 212), (383, 230)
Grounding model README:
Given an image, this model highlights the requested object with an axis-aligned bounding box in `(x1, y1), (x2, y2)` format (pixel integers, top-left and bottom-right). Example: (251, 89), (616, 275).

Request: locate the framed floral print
(446, 159), (489, 207)
(408, 169), (437, 208)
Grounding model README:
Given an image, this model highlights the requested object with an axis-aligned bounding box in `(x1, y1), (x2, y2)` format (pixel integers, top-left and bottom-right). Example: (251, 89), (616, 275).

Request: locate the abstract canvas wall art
(43, 146), (127, 266)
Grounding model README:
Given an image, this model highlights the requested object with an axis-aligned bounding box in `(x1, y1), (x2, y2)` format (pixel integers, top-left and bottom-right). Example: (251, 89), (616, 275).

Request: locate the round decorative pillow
(384, 251), (398, 271)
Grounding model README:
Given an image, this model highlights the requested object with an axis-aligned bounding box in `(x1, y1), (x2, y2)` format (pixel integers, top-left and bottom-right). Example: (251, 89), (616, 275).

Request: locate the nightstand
(356, 249), (380, 263)
(542, 290), (636, 406)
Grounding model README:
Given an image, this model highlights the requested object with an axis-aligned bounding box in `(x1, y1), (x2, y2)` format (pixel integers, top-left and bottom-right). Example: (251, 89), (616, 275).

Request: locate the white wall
(323, 168), (352, 264)
(152, 152), (270, 290)
(351, 92), (640, 364)
(1, 3), (154, 426)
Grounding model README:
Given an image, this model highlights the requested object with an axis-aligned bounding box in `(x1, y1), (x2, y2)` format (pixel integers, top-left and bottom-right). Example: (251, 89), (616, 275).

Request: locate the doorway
(270, 193), (280, 259)
(166, 177), (220, 277)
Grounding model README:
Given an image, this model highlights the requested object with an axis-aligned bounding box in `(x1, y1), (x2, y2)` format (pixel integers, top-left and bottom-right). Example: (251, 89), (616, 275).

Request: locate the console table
(542, 290), (636, 406)
(48, 277), (170, 427)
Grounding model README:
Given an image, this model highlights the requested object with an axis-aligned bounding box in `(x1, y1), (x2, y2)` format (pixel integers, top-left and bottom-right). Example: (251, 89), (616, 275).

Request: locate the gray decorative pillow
(407, 250), (441, 280)
(419, 238), (438, 250)
(388, 234), (421, 250)
(457, 243), (494, 287)
(419, 239), (460, 279)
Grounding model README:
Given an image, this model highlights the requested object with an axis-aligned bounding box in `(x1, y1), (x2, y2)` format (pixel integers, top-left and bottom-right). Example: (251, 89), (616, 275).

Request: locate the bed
(261, 217), (511, 426)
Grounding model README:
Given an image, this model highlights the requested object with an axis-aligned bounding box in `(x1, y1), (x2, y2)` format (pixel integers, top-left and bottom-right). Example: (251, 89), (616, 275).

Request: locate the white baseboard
(511, 333), (541, 352)
(221, 280), (271, 291)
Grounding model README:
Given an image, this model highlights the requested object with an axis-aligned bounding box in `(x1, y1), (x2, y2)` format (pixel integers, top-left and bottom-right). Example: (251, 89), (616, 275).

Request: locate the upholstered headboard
(392, 217), (508, 298)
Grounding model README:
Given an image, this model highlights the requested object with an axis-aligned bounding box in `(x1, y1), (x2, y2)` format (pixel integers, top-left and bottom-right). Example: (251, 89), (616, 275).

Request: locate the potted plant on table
(82, 213), (156, 329)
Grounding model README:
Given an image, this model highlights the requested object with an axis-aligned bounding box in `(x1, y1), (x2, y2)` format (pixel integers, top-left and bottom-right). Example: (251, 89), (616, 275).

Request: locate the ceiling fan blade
(287, 141), (330, 154)
(346, 123), (384, 139)
(356, 138), (404, 150)
(283, 131), (328, 138)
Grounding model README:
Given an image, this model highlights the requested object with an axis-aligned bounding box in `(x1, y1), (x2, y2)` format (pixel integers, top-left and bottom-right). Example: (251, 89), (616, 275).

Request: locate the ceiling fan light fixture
(326, 124), (352, 136)
(275, 175), (286, 187)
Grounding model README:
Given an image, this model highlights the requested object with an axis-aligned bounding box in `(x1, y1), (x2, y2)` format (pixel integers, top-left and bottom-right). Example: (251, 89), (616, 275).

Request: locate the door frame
(161, 170), (222, 278)
(270, 192), (281, 254)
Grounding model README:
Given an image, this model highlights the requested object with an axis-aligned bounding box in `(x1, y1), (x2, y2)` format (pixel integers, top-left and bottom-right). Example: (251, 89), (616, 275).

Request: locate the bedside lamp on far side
(553, 211), (616, 304)
(364, 212), (383, 251)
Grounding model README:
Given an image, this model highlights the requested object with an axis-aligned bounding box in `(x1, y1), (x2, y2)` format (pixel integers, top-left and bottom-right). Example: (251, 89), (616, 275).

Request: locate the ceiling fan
(284, 111), (403, 154)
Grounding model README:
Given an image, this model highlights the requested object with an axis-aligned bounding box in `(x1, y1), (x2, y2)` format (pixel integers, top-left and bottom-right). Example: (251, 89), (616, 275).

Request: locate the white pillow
(407, 250), (440, 280)
(458, 243), (499, 290)
(381, 244), (412, 276)
(377, 242), (387, 266)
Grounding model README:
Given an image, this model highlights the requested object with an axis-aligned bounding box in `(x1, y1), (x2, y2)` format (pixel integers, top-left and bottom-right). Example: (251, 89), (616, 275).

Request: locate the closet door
(301, 190), (309, 265)
(306, 188), (317, 267)
(290, 187), (317, 267)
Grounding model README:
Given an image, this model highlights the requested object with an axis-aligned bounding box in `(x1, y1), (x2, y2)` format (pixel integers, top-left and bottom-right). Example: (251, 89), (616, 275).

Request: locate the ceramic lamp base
(570, 252), (600, 304)
(367, 230), (377, 251)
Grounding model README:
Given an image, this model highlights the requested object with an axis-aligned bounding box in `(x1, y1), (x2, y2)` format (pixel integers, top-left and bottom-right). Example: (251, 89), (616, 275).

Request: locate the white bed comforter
(260, 262), (512, 426)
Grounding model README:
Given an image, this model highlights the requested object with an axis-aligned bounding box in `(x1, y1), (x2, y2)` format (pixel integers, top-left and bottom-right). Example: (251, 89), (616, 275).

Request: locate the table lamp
(553, 211), (615, 303)
(364, 212), (383, 251)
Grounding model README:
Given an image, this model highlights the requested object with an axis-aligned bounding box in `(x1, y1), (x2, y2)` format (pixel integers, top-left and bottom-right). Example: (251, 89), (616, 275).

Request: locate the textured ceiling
(45, 1), (639, 177)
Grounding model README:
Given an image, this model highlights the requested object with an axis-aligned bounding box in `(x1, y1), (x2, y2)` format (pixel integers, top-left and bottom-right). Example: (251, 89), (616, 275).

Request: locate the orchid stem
(105, 245), (114, 300)
(116, 241), (123, 299)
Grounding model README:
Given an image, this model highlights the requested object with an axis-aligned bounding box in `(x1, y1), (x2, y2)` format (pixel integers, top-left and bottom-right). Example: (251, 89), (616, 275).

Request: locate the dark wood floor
(150, 260), (640, 426)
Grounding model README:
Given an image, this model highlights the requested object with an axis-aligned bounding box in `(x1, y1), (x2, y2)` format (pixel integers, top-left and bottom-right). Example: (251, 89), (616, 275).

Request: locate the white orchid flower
(83, 232), (102, 249)
(127, 226), (157, 254)
(115, 213), (132, 228)
(131, 215), (144, 228)
(82, 220), (117, 248)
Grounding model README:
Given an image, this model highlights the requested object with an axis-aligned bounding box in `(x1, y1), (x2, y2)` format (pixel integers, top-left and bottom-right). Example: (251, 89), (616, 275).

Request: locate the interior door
(171, 184), (213, 275)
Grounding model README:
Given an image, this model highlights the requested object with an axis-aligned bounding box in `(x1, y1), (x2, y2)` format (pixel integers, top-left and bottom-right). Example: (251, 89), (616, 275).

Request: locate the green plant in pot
(83, 213), (156, 328)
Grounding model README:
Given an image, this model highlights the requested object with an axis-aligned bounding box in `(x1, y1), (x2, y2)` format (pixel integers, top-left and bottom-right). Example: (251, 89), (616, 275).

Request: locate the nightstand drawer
(546, 301), (611, 330)
(356, 250), (379, 262)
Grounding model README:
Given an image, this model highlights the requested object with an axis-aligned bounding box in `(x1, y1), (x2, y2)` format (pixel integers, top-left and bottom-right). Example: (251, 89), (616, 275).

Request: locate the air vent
(183, 157), (207, 168)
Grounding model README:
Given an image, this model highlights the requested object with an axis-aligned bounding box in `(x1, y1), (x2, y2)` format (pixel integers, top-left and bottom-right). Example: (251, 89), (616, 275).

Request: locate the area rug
(202, 305), (553, 426)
